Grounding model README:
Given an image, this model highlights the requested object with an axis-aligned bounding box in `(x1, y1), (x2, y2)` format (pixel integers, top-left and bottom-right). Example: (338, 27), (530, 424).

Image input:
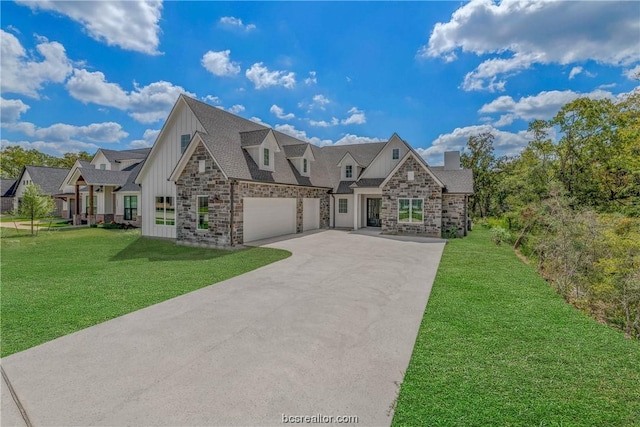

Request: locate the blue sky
(1, 1), (638, 166)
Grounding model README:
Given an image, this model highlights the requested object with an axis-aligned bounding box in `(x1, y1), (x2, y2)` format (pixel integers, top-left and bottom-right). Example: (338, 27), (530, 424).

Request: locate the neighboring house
(13, 166), (70, 216)
(136, 95), (473, 248)
(1, 179), (18, 213)
(60, 149), (149, 225)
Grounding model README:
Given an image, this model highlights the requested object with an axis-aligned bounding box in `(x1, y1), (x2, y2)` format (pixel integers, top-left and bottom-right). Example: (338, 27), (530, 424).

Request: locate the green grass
(392, 228), (640, 427)
(0, 227), (290, 357)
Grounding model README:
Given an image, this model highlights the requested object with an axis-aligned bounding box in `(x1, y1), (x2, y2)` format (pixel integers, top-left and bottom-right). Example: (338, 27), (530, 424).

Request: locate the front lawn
(392, 228), (640, 426)
(0, 227), (290, 357)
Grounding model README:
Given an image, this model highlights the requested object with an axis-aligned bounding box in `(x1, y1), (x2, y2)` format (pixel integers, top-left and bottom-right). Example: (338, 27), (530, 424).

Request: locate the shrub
(490, 227), (512, 246)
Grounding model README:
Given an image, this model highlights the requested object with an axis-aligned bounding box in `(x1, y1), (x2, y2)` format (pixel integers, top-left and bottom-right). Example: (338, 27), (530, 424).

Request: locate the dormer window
(392, 148), (399, 160)
(263, 148), (270, 166)
(100, 164), (106, 170)
(345, 165), (353, 179)
(303, 158), (308, 173)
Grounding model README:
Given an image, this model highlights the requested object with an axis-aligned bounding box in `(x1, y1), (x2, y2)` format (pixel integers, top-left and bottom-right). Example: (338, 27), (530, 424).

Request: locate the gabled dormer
(240, 129), (280, 172)
(337, 152), (362, 181)
(283, 144), (315, 177)
(91, 149), (112, 171)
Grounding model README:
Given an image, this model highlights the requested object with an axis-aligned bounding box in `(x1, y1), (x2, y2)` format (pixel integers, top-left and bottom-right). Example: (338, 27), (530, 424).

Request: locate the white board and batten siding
(138, 100), (205, 239)
(243, 198), (296, 243)
(302, 198), (320, 231)
(360, 135), (410, 180)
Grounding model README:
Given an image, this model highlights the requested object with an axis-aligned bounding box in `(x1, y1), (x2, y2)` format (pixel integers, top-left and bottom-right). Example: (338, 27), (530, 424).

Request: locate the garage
(302, 198), (320, 231)
(243, 197), (297, 243)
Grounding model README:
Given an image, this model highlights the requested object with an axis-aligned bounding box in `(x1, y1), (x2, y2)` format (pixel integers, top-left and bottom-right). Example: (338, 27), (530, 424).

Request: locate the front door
(366, 198), (381, 227)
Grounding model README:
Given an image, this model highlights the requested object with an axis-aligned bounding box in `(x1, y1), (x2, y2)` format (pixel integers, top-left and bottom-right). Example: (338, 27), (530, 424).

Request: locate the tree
(18, 183), (55, 236)
(57, 151), (93, 168)
(461, 132), (499, 217)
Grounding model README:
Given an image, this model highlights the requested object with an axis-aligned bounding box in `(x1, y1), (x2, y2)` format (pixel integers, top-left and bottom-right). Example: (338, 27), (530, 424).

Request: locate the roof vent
(444, 151), (461, 170)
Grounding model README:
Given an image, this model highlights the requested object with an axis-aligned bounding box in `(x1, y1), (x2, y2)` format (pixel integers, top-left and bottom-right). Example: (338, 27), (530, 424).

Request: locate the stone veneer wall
(381, 156), (442, 237)
(176, 142), (330, 247)
(442, 194), (467, 237)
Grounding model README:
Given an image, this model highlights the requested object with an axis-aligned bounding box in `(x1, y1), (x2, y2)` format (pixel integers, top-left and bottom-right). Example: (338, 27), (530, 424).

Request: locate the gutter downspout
(230, 180), (235, 246)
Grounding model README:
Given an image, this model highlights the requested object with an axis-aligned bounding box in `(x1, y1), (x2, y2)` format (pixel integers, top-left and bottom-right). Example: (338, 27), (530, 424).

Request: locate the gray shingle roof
(1, 179), (17, 197)
(430, 167), (474, 194)
(318, 142), (386, 192)
(353, 178), (386, 188)
(240, 129), (270, 147)
(282, 143), (308, 158)
(100, 148), (151, 163)
(115, 161), (144, 192)
(23, 166), (70, 195)
(77, 169), (131, 186)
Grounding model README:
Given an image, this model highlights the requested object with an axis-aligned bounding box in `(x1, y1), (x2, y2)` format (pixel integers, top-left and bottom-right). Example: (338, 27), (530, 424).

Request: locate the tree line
(0, 146), (93, 179)
(462, 91), (640, 339)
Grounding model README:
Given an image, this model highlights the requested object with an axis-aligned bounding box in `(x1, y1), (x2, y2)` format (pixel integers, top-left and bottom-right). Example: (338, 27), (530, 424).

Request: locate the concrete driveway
(1, 230), (445, 426)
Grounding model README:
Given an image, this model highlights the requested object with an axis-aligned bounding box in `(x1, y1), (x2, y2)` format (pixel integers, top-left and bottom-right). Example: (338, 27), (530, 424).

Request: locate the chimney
(444, 151), (460, 170)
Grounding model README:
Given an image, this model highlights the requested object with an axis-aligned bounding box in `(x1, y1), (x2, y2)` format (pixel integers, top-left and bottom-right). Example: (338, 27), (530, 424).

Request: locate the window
(99, 164), (106, 170)
(263, 148), (270, 166)
(181, 134), (191, 153)
(85, 196), (97, 215)
(338, 198), (348, 214)
(392, 148), (399, 160)
(398, 198), (423, 223)
(197, 196), (209, 230)
(345, 164), (353, 179)
(199, 159), (205, 173)
(303, 158), (308, 173)
(124, 195), (137, 221)
(155, 196), (175, 225)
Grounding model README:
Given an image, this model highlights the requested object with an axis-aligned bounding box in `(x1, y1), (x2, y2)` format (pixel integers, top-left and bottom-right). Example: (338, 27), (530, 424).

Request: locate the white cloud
(269, 105), (295, 120)
(202, 95), (221, 104)
(493, 113), (516, 128)
(304, 71), (317, 85)
(341, 107), (366, 125)
(309, 117), (339, 127)
(569, 66), (583, 80)
(130, 128), (160, 148)
(227, 104), (245, 114)
(274, 124), (332, 147)
(311, 94), (330, 110)
(245, 63), (296, 89)
(201, 50), (241, 76)
(423, 0), (640, 91)
(16, 0), (163, 54)
(0, 98), (30, 123)
(479, 89), (618, 122)
(66, 69), (195, 123)
(33, 122), (128, 143)
(334, 134), (384, 145)
(66, 69), (129, 109)
(249, 116), (269, 126)
(1, 31), (72, 98)
(624, 65), (640, 80)
(2, 138), (99, 156)
(219, 16), (256, 31)
(421, 124), (529, 166)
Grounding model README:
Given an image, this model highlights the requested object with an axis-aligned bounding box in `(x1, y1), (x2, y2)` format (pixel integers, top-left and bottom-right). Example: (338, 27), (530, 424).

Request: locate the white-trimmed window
(99, 164), (106, 170)
(180, 134), (191, 153)
(197, 196), (208, 230)
(338, 198), (348, 214)
(124, 195), (137, 220)
(303, 158), (308, 173)
(398, 198), (423, 223)
(155, 196), (175, 225)
(263, 148), (270, 166)
(392, 148), (399, 160)
(345, 164), (353, 179)
(85, 195), (97, 215)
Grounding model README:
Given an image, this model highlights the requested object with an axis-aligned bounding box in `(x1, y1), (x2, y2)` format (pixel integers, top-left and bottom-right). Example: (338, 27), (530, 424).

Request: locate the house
(136, 95), (473, 247)
(12, 166), (70, 216)
(60, 149), (149, 225)
(1, 179), (17, 213)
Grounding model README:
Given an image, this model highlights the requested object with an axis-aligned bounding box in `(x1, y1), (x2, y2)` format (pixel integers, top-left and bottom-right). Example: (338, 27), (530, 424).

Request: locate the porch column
(353, 191), (359, 230)
(89, 185), (94, 225)
(74, 184), (80, 225)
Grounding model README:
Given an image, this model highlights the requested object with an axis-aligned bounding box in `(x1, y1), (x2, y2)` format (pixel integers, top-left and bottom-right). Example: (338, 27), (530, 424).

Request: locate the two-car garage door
(243, 197), (320, 243)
